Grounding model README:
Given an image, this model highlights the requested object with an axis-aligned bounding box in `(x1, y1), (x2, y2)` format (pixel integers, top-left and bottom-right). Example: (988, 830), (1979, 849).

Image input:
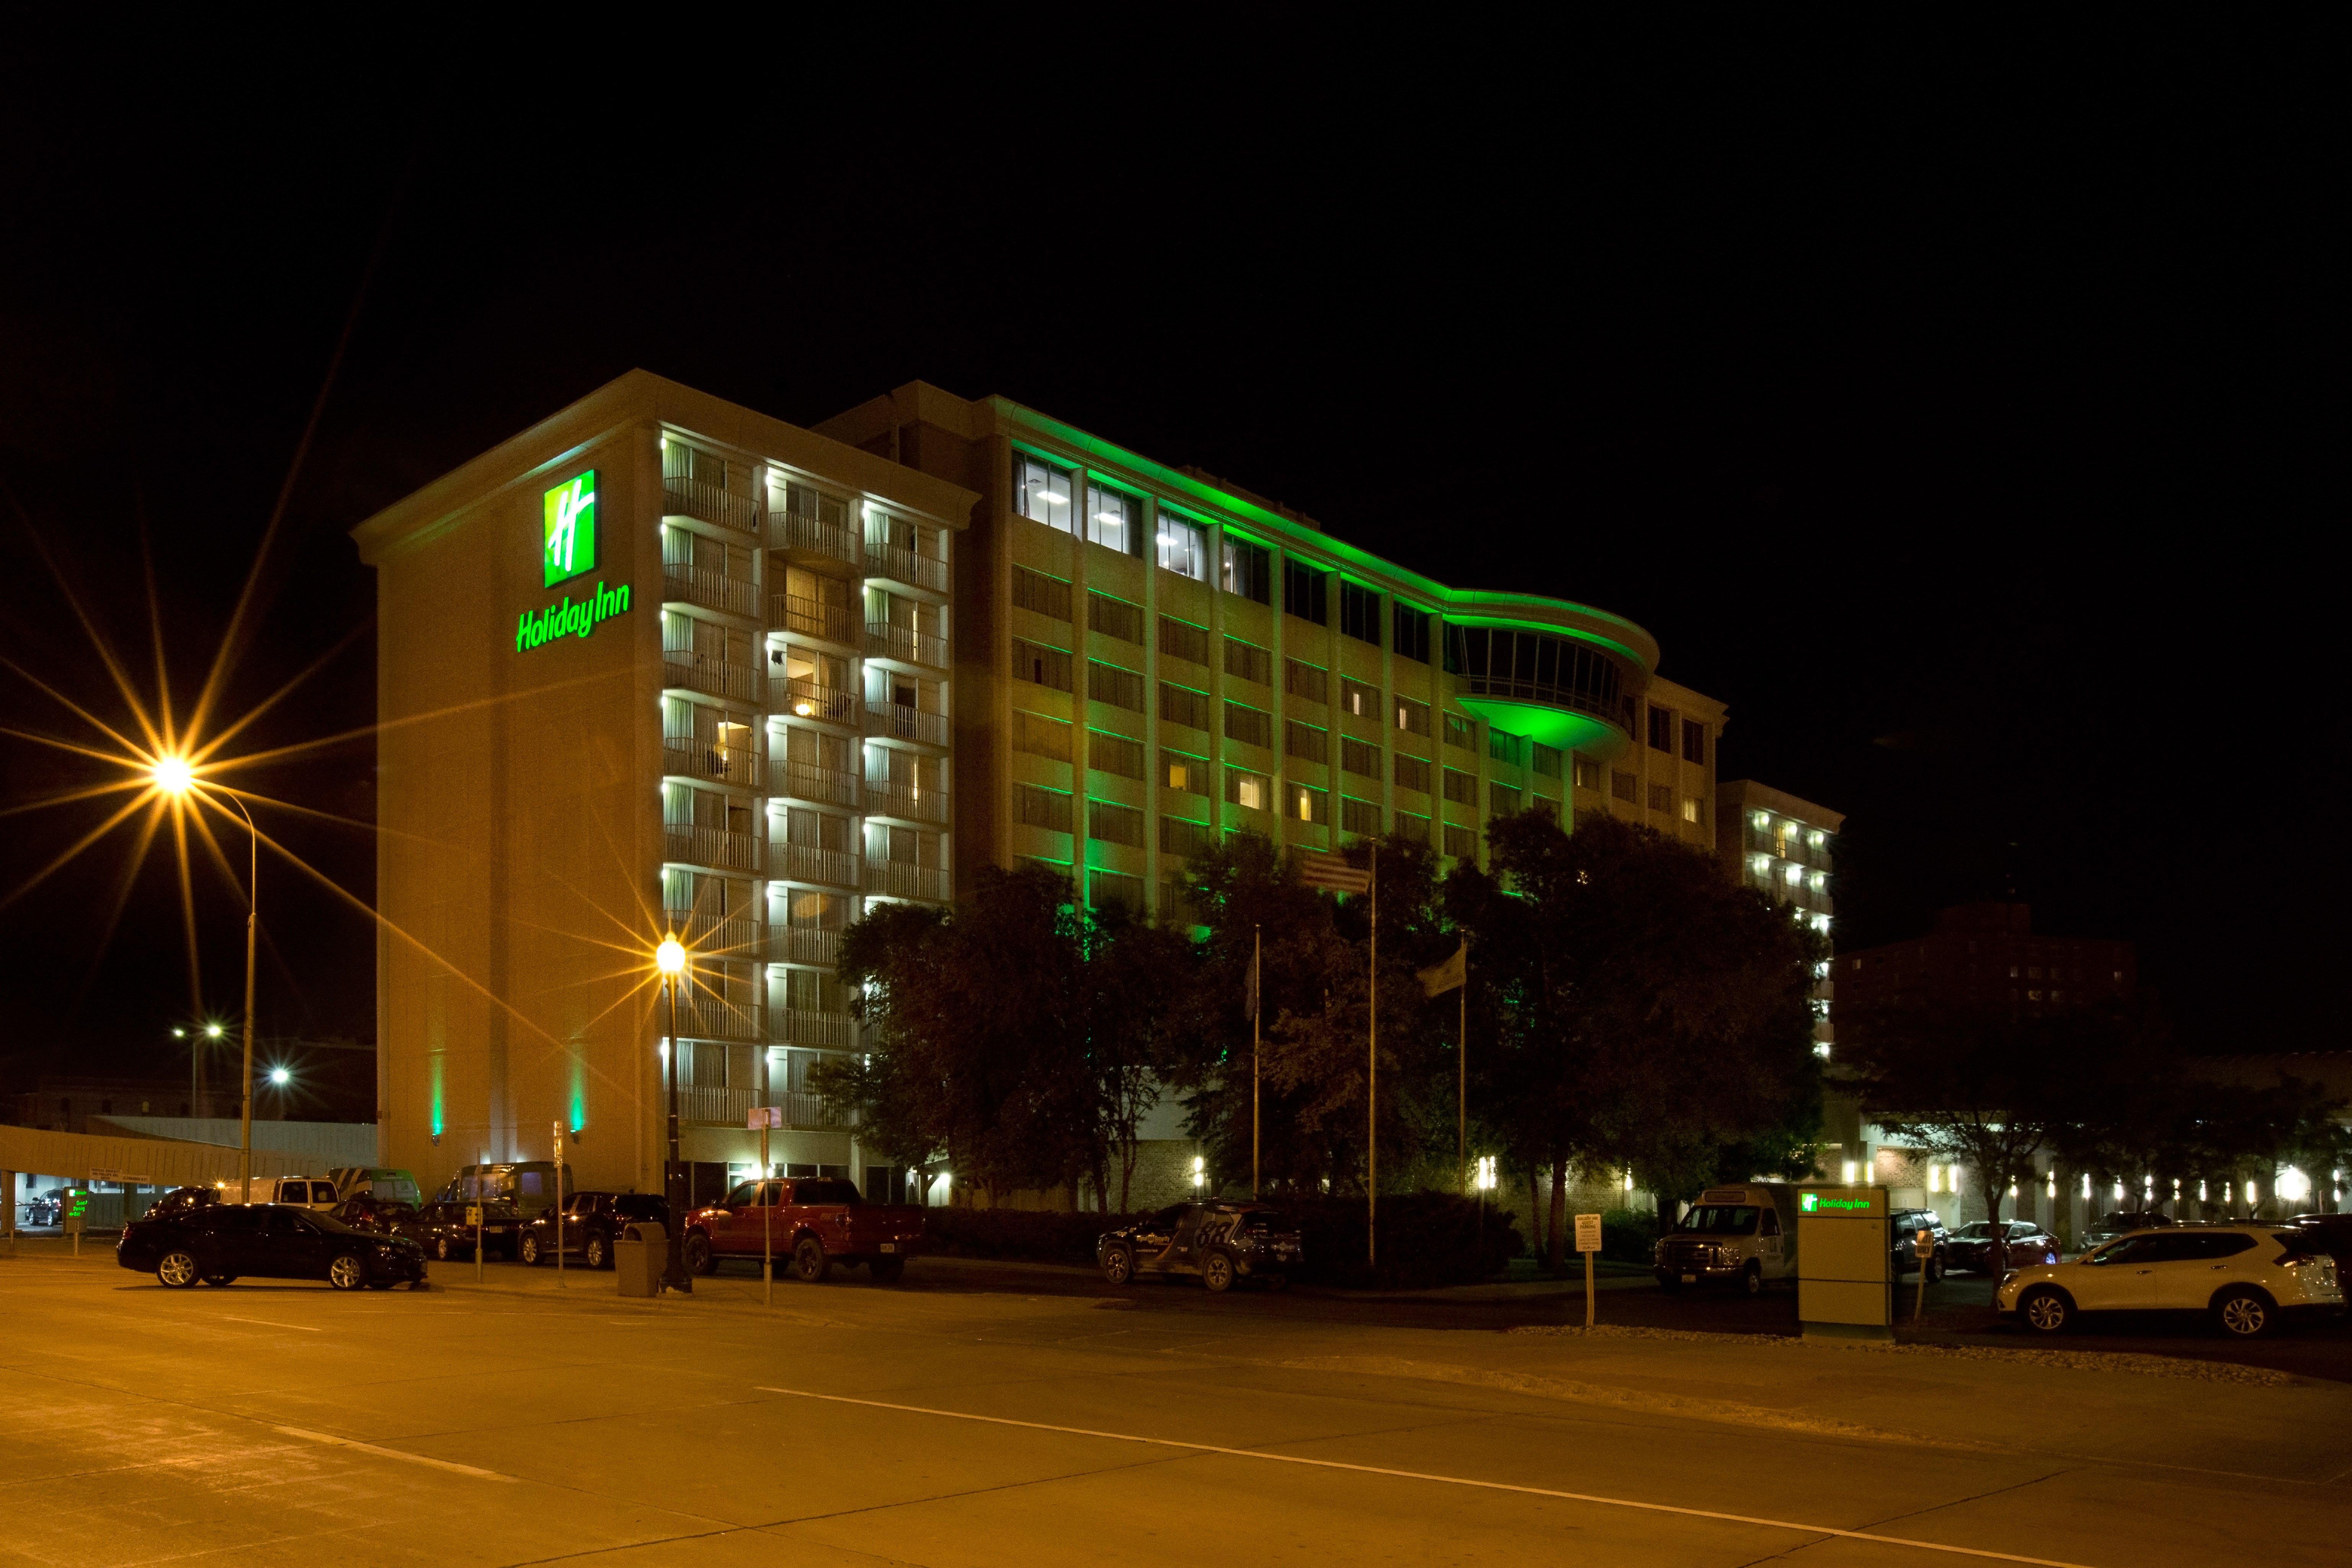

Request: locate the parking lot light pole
(657, 937), (691, 1295)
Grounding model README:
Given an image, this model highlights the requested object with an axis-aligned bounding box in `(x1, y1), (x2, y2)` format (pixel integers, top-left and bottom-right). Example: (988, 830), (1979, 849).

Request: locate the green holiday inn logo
(543, 470), (598, 586)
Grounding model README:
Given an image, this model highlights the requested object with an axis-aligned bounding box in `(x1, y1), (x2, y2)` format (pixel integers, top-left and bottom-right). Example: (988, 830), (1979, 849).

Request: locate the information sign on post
(750, 1106), (781, 1305)
(1796, 1186), (1893, 1341)
(1574, 1212), (1602, 1328)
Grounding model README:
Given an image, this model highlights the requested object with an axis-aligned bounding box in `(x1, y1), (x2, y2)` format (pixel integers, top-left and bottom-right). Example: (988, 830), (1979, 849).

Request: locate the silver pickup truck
(1654, 1183), (1799, 1295)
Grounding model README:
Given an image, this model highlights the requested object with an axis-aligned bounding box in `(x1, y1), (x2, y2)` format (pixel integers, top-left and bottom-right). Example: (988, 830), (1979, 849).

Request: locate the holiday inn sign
(516, 469), (633, 651)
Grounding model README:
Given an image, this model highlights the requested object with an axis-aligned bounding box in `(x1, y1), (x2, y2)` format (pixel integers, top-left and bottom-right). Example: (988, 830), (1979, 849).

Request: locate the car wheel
(792, 1236), (830, 1283)
(2019, 1286), (2071, 1334)
(156, 1251), (200, 1289)
(2213, 1287), (2275, 1339)
(869, 1256), (906, 1284)
(1738, 1263), (1764, 1298)
(1655, 1271), (1682, 1294)
(1101, 1244), (1135, 1286)
(683, 1232), (715, 1276)
(201, 1274), (236, 1287)
(327, 1254), (368, 1291)
(1202, 1251), (1235, 1293)
(585, 1235), (609, 1270)
(519, 1233), (542, 1266)
(1926, 1254), (1946, 1285)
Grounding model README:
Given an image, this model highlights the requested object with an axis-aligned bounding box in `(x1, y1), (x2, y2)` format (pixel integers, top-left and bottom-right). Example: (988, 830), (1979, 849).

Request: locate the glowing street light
(268, 1067), (291, 1087)
(656, 934), (690, 1294)
(152, 755), (263, 1189)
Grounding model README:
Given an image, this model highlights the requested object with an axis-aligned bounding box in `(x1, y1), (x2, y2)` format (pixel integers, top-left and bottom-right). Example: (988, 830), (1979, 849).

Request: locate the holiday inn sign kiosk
(1797, 1186), (1892, 1340)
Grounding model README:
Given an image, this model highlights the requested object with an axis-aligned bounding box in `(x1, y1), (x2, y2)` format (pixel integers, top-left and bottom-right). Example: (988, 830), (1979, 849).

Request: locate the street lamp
(152, 758), (260, 1190)
(656, 935), (690, 1294)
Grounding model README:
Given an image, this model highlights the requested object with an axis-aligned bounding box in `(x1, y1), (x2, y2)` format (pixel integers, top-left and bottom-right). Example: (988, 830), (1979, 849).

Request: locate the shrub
(1600, 1205), (1661, 1265)
(923, 1207), (1124, 1264)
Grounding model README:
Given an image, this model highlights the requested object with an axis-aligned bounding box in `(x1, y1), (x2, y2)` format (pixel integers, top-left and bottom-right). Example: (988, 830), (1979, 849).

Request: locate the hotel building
(1716, 780), (1843, 1055)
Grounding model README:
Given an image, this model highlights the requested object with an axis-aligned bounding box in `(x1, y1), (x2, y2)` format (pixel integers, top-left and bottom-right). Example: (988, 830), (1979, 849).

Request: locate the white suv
(1998, 1224), (2345, 1338)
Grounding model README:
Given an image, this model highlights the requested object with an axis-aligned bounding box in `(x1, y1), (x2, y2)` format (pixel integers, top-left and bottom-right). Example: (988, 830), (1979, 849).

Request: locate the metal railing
(864, 701), (949, 746)
(864, 780), (949, 823)
(771, 508), (861, 568)
(865, 621), (948, 668)
(663, 564), (760, 618)
(665, 825), (764, 874)
(866, 541), (948, 593)
(675, 995), (762, 1042)
(769, 1007), (856, 1049)
(677, 1084), (758, 1125)
(770, 593), (859, 646)
(663, 652), (767, 705)
(662, 739), (763, 789)
(661, 907), (766, 958)
(664, 476), (760, 534)
(775, 682), (859, 725)
(773, 1089), (849, 1130)
(768, 760), (859, 808)
(864, 860), (947, 901)
(774, 843), (858, 889)
(775, 926), (844, 966)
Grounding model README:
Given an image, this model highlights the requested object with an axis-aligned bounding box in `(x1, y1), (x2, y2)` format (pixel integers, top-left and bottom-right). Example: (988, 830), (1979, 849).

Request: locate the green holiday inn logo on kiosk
(543, 471), (598, 586)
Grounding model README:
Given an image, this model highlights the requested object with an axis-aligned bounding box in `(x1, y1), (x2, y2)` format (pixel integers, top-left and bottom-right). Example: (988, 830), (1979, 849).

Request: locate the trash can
(616, 1221), (664, 1298)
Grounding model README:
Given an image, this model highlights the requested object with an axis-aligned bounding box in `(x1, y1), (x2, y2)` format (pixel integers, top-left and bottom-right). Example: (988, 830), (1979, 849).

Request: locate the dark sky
(0, 18), (2339, 1090)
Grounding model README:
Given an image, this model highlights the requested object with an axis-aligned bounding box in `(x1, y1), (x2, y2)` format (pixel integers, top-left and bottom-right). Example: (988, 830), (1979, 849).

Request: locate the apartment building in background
(1838, 902), (2137, 1033)
(353, 372), (975, 1203)
(1717, 780), (1843, 1055)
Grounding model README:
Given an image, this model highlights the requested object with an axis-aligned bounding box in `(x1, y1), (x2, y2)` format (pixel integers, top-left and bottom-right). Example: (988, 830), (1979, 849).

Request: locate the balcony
(864, 700), (949, 747)
(665, 825), (764, 874)
(663, 651), (767, 705)
(864, 780), (949, 824)
(770, 593), (859, 647)
(774, 843), (859, 889)
(865, 541), (948, 594)
(771, 507), (861, 569)
(773, 1089), (849, 1131)
(769, 1007), (856, 1050)
(774, 925), (844, 966)
(674, 994), (762, 1042)
(864, 860), (947, 901)
(865, 621), (947, 670)
(663, 564), (760, 619)
(676, 1085), (758, 1125)
(769, 759), (859, 809)
(663, 739), (763, 789)
(664, 475), (760, 535)
(774, 682), (859, 726)
(662, 906), (766, 960)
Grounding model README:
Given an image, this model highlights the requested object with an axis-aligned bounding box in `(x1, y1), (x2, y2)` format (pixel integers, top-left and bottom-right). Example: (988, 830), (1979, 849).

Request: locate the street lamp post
(150, 758), (257, 1188)
(656, 936), (690, 1294)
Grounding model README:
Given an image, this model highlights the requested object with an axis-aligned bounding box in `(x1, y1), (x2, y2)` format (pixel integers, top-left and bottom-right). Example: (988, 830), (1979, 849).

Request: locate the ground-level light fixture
(1191, 1154), (1205, 1190)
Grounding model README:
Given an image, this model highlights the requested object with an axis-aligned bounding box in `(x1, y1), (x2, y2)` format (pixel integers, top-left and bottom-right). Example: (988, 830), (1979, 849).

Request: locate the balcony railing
(675, 995), (762, 1042)
(662, 907), (766, 959)
(864, 780), (949, 824)
(774, 926), (844, 966)
(864, 860), (947, 901)
(865, 541), (948, 593)
(769, 759), (860, 809)
(663, 652), (767, 705)
(677, 1084), (758, 1125)
(663, 564), (760, 618)
(774, 843), (859, 889)
(770, 593), (859, 647)
(775, 682), (859, 725)
(865, 621), (947, 669)
(665, 825), (764, 874)
(771, 508), (861, 568)
(864, 700), (949, 746)
(664, 475), (760, 535)
(773, 1089), (849, 1130)
(662, 739), (763, 789)
(769, 1007), (856, 1050)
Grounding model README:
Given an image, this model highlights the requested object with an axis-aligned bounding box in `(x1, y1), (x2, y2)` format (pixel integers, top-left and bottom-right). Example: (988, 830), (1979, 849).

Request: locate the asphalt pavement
(3, 1237), (2348, 1566)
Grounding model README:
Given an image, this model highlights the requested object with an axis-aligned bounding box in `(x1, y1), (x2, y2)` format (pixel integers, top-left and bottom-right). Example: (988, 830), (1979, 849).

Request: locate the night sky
(1, 20), (2337, 1094)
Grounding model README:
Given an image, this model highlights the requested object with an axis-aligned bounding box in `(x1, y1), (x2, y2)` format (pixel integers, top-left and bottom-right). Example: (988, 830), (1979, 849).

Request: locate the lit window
(1225, 769), (1269, 812)
(1784, 863), (1804, 886)
(1013, 454), (1073, 529)
(1156, 511), (1207, 580)
(1681, 797), (1702, 824)
(1086, 482), (1141, 556)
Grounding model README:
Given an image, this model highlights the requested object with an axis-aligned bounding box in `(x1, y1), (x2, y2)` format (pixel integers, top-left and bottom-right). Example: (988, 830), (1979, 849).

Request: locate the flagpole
(1252, 924), (1261, 1201)
(1367, 842), (1377, 1269)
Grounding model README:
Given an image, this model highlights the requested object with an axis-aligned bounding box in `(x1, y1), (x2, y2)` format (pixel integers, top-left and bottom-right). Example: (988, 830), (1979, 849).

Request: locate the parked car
(329, 1194), (416, 1236)
(2081, 1210), (2176, 1251)
(2286, 1214), (2352, 1281)
(1998, 1224), (2344, 1338)
(410, 1199), (523, 1261)
(1888, 1208), (1950, 1282)
(118, 1204), (428, 1291)
(1097, 1201), (1303, 1292)
(1946, 1219), (2060, 1274)
(146, 1186), (218, 1220)
(215, 1176), (342, 1210)
(1655, 1184), (1799, 1295)
(680, 1177), (924, 1282)
(431, 1162), (567, 1211)
(518, 1191), (668, 1268)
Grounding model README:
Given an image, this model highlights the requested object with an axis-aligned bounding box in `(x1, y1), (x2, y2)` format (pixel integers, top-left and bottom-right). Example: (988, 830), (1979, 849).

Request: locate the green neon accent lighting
(570, 1075), (585, 1135)
(1455, 697), (1625, 753)
(1222, 526), (1276, 550)
(542, 471), (598, 587)
(430, 1056), (444, 1138)
(1444, 614), (1646, 670)
(515, 580), (632, 652)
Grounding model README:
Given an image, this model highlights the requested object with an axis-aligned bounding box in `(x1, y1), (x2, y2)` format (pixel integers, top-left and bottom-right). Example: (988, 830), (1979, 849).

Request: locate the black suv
(1888, 1208), (1951, 1282)
(519, 1191), (669, 1268)
(1097, 1201), (1302, 1292)
(410, 1199), (524, 1261)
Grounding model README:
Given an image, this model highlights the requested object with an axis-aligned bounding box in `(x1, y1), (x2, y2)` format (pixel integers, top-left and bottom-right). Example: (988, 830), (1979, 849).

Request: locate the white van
(1653, 1183), (1800, 1295)
(215, 1176), (341, 1210)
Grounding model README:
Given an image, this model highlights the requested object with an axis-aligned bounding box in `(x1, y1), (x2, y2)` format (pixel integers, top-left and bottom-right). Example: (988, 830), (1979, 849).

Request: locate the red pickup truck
(680, 1176), (925, 1282)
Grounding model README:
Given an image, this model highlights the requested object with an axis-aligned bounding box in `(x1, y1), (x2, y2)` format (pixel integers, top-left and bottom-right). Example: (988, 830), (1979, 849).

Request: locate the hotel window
(1284, 558), (1328, 625)
(1681, 796), (1705, 825)
(1284, 658), (1329, 704)
(1285, 720), (1329, 764)
(1488, 730), (1522, 767)
(1444, 823), (1477, 860)
(1224, 701), (1272, 748)
(1444, 713), (1476, 752)
(1395, 696), (1431, 737)
(1015, 784), (1073, 833)
(1340, 796), (1381, 836)
(1442, 768), (1476, 806)
(1392, 604), (1432, 664)
(1090, 730), (1146, 780)
(1161, 749), (1208, 794)
(1221, 536), (1272, 604)
(1011, 637), (1072, 692)
(1088, 591), (1143, 645)
(1341, 737), (1380, 778)
(1089, 798), (1145, 847)
(1089, 869), (1144, 912)
(1572, 753), (1599, 789)
(1160, 815), (1212, 858)
(1088, 659), (1145, 712)
(1610, 769), (1637, 803)
(1011, 566), (1072, 622)
(1013, 454), (1074, 529)
(1653, 781), (1682, 810)
(1159, 682), (1212, 731)
(1225, 767), (1271, 813)
(1086, 482), (1142, 556)
(1489, 782), (1521, 817)
(1532, 743), (1562, 779)
(1339, 676), (1377, 718)
(1393, 811), (1429, 844)
(1224, 637), (1272, 685)
(1338, 579), (1381, 645)
(1681, 718), (1706, 766)
(1647, 704), (1674, 752)
(1157, 510), (1208, 580)
(1288, 782), (1330, 825)
(1394, 753), (1431, 792)
(1158, 615), (1211, 666)
(1010, 710), (1072, 763)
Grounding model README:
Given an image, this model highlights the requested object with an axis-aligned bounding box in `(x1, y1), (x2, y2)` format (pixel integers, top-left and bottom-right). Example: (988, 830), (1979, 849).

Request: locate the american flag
(1297, 852), (1371, 897)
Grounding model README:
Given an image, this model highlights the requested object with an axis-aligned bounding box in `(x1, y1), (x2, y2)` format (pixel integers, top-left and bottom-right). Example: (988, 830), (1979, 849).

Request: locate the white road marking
(219, 1316), (321, 1333)
(274, 1425), (514, 1481)
(753, 1386), (2100, 1568)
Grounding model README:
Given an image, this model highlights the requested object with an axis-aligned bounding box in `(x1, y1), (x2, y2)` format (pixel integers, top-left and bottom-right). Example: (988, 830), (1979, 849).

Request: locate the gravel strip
(1505, 1323), (2298, 1385)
